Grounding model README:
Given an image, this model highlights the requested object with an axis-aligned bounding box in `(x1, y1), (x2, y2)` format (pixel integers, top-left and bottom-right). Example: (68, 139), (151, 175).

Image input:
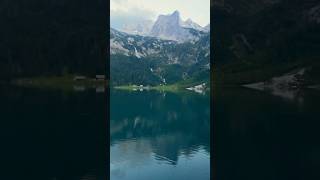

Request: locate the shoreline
(114, 84), (180, 92)
(11, 76), (107, 91)
(113, 83), (210, 94)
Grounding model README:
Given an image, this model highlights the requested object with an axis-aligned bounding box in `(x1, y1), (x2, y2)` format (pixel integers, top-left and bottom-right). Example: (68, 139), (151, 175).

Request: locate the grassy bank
(12, 75), (106, 91)
(114, 84), (180, 92)
(114, 79), (210, 93)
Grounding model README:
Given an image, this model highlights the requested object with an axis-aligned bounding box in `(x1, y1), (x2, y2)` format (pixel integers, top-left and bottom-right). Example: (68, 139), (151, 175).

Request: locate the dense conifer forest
(0, 0), (107, 80)
(213, 0), (320, 86)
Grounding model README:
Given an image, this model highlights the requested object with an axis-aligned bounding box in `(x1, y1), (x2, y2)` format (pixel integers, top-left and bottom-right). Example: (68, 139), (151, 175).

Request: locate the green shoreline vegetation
(12, 75), (106, 91)
(10, 75), (211, 93)
(113, 78), (210, 93)
(114, 84), (180, 92)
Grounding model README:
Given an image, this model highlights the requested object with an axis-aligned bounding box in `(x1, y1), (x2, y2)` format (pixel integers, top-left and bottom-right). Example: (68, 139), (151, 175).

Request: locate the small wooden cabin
(73, 76), (86, 81)
(96, 75), (105, 80)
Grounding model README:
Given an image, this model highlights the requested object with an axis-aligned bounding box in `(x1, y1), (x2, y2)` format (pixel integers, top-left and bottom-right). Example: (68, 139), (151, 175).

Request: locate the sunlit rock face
(150, 10), (205, 42)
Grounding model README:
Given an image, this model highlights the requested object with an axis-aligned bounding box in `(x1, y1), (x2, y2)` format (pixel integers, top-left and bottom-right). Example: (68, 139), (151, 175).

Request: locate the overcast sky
(110, 0), (210, 29)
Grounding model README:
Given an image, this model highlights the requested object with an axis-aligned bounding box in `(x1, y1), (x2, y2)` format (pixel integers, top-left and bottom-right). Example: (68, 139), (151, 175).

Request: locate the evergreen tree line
(0, 0), (108, 80)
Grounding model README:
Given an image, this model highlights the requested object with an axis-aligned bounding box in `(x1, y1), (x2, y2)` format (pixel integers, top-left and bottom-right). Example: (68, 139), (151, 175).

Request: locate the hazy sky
(110, 0), (210, 29)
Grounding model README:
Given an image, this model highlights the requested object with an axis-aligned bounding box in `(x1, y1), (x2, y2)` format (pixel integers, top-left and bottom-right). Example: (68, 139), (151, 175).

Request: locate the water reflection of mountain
(110, 90), (210, 164)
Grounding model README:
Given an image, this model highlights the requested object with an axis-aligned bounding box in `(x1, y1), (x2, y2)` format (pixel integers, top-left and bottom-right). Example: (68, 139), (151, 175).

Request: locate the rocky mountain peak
(172, 10), (180, 17)
(150, 10), (206, 42)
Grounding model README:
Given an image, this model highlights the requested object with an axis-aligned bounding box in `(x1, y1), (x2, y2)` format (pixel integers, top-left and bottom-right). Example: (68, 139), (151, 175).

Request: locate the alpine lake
(2, 82), (320, 180)
(110, 88), (211, 180)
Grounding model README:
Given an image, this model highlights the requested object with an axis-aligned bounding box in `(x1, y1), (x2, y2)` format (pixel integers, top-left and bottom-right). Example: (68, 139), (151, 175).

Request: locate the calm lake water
(0, 86), (107, 180)
(110, 90), (211, 180)
(214, 87), (320, 180)
(2, 85), (319, 179)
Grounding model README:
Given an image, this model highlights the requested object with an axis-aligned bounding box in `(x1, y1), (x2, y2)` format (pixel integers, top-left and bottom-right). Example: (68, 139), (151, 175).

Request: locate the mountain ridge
(116, 10), (208, 42)
(110, 27), (210, 85)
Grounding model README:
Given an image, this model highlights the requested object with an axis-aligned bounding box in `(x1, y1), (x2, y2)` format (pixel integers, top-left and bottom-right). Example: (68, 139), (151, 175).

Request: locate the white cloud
(110, 0), (210, 28)
(111, 7), (155, 30)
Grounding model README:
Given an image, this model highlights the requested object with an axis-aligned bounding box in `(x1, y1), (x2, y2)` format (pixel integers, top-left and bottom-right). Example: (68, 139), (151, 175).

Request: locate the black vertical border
(210, 0), (216, 179)
(106, 1), (111, 180)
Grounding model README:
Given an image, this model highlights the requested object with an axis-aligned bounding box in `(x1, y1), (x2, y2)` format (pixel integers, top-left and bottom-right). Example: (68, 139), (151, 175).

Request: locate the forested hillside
(0, 0), (107, 80)
(213, 0), (320, 86)
(110, 28), (210, 86)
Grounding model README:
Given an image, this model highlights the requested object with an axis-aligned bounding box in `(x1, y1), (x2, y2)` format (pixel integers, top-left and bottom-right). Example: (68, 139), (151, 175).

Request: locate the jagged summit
(181, 18), (204, 31)
(172, 10), (180, 17)
(115, 10), (209, 42)
(150, 10), (183, 41)
(150, 10), (206, 42)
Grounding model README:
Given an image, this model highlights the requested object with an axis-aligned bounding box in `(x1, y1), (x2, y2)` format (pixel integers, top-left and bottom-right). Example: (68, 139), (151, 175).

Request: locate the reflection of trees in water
(215, 88), (320, 180)
(110, 91), (210, 163)
(0, 86), (106, 179)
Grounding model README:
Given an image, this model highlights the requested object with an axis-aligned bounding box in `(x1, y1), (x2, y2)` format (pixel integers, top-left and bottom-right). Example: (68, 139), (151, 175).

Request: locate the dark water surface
(3, 85), (319, 180)
(214, 87), (320, 180)
(110, 90), (210, 180)
(0, 86), (107, 180)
